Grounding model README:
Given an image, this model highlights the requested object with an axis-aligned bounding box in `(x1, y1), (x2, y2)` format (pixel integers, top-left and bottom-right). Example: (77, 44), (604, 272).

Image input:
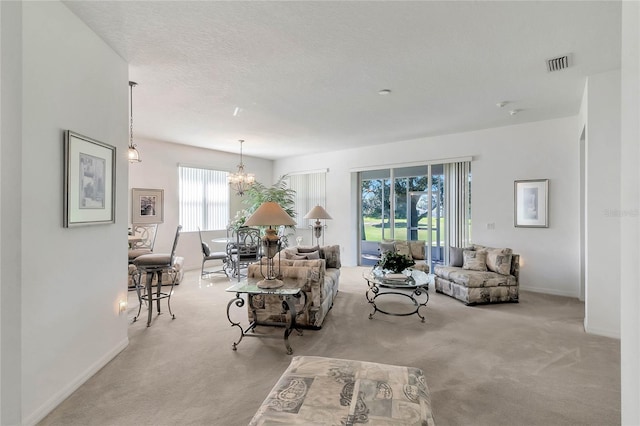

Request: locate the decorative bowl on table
(375, 251), (415, 275)
(372, 266), (415, 285)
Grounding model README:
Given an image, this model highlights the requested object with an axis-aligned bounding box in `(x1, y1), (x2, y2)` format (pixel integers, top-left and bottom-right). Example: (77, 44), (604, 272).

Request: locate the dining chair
(128, 223), (158, 264)
(132, 225), (181, 326)
(198, 227), (229, 278)
(227, 226), (261, 281)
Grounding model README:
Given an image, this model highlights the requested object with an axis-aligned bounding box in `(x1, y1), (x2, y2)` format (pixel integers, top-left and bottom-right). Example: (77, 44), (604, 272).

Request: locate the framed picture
(514, 179), (549, 228)
(64, 131), (115, 227)
(132, 188), (164, 224)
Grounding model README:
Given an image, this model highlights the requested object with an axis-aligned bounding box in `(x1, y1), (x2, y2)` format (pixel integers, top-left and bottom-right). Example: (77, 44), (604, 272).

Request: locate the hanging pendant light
(128, 81), (141, 163)
(228, 139), (255, 196)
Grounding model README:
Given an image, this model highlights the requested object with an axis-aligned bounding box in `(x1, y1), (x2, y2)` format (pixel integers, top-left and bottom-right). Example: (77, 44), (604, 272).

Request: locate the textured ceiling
(63, 1), (621, 160)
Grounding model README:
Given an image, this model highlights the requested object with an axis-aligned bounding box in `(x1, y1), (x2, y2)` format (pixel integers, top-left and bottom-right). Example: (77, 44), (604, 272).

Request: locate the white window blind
(445, 161), (472, 248)
(288, 172), (326, 228)
(178, 166), (229, 232)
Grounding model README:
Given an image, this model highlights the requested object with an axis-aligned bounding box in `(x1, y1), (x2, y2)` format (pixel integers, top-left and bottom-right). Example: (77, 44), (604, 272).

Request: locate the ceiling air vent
(546, 54), (571, 72)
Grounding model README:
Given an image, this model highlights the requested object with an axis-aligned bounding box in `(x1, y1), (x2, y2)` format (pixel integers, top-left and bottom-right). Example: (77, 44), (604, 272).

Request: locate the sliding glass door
(359, 164), (450, 270)
(360, 171), (391, 265)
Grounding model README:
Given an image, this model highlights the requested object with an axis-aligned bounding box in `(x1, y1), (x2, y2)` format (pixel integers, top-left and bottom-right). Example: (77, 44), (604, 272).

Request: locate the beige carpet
(39, 267), (620, 426)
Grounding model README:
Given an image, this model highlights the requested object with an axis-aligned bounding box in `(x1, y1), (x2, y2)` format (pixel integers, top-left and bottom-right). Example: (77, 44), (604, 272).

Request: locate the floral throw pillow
(485, 247), (513, 275)
(303, 250), (320, 260)
(320, 245), (341, 269)
(463, 250), (487, 271)
(394, 241), (413, 260)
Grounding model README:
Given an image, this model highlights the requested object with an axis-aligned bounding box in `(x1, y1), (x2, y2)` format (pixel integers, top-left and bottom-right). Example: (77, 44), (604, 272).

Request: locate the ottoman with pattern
(250, 356), (435, 425)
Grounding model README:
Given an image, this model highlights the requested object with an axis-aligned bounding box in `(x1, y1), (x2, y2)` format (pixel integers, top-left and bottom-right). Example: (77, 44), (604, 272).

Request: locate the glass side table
(225, 279), (306, 354)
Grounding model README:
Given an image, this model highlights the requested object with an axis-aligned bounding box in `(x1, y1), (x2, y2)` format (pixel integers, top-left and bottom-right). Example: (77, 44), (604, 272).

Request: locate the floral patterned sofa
(246, 245), (341, 329)
(378, 240), (430, 273)
(434, 244), (519, 305)
(249, 356), (435, 425)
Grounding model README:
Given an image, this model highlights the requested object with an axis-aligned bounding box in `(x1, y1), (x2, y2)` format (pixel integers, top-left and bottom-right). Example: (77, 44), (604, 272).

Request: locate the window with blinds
(178, 166), (229, 232)
(288, 172), (327, 229)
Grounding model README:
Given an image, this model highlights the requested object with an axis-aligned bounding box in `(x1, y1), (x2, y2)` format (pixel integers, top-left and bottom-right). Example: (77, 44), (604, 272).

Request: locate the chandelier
(128, 81), (141, 163)
(228, 139), (255, 196)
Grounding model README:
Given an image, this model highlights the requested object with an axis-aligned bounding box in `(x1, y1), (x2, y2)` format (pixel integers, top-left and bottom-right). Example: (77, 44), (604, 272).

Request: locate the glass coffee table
(363, 269), (434, 322)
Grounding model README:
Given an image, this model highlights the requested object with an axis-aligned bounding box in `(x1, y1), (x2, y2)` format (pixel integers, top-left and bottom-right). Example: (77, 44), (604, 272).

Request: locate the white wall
(18, 2), (129, 424)
(274, 116), (582, 298)
(0, 2), (23, 424)
(620, 1), (640, 423)
(128, 137), (273, 271)
(584, 69), (621, 339)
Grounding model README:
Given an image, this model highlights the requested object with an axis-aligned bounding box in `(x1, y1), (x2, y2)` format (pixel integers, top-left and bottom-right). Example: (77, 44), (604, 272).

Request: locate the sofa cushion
(394, 241), (413, 259)
(413, 261), (430, 273)
(297, 245), (320, 254)
(267, 257), (322, 267)
(463, 250), (487, 271)
(320, 245), (341, 269)
(434, 266), (516, 288)
(408, 240), (426, 260)
(303, 250), (320, 259)
(248, 258), (331, 327)
(484, 247), (513, 275)
(449, 246), (469, 267)
(325, 268), (341, 289)
(379, 241), (396, 256)
(282, 248), (298, 260)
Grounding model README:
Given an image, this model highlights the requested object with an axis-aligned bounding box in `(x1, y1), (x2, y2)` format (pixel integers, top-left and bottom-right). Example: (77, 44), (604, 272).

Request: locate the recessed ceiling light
(496, 101), (507, 108)
(509, 109), (519, 116)
(378, 89), (392, 95)
(233, 106), (241, 116)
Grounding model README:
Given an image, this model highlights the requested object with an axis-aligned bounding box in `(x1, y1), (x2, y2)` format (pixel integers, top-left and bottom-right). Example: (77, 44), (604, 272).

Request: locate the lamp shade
(244, 202), (297, 227)
(303, 205), (332, 220)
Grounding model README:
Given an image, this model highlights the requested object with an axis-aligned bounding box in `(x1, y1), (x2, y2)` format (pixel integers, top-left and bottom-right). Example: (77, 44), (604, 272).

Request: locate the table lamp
(303, 205), (332, 246)
(244, 201), (297, 288)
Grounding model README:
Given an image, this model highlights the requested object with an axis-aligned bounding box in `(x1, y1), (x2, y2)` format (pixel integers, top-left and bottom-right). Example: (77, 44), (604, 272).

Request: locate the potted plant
(242, 175), (296, 218)
(230, 176), (297, 246)
(229, 209), (251, 231)
(376, 251), (415, 274)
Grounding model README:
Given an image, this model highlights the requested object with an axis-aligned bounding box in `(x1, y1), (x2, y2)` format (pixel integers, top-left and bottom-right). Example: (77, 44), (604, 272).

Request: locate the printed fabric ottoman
(249, 356), (435, 426)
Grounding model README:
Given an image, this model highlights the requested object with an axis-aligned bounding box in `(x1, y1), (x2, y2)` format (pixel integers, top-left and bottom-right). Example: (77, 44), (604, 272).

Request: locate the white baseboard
(23, 337), (129, 426)
(584, 319), (621, 339)
(520, 285), (578, 298)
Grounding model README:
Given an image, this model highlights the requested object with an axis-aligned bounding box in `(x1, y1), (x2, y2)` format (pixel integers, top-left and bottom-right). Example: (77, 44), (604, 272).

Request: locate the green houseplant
(376, 251), (415, 273)
(242, 175), (296, 219)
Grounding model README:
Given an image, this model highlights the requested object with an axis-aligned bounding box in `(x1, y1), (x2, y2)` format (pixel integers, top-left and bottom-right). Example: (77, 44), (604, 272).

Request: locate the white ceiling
(63, 1), (621, 160)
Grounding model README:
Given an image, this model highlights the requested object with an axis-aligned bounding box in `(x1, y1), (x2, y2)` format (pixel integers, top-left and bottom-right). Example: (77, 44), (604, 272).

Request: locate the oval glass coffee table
(363, 269), (434, 322)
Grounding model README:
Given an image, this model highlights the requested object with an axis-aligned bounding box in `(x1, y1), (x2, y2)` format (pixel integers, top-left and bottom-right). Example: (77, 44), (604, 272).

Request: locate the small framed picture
(132, 188), (164, 224)
(64, 131), (116, 227)
(514, 179), (549, 228)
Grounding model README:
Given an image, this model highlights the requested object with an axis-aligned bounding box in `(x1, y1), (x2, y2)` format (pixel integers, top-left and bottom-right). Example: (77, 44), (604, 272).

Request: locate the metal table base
(225, 281), (306, 354)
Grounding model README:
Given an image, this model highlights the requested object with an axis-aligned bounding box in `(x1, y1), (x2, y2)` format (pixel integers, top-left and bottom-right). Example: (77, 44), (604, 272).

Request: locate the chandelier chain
(229, 139), (255, 196)
(129, 81), (136, 148)
(128, 81), (141, 162)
